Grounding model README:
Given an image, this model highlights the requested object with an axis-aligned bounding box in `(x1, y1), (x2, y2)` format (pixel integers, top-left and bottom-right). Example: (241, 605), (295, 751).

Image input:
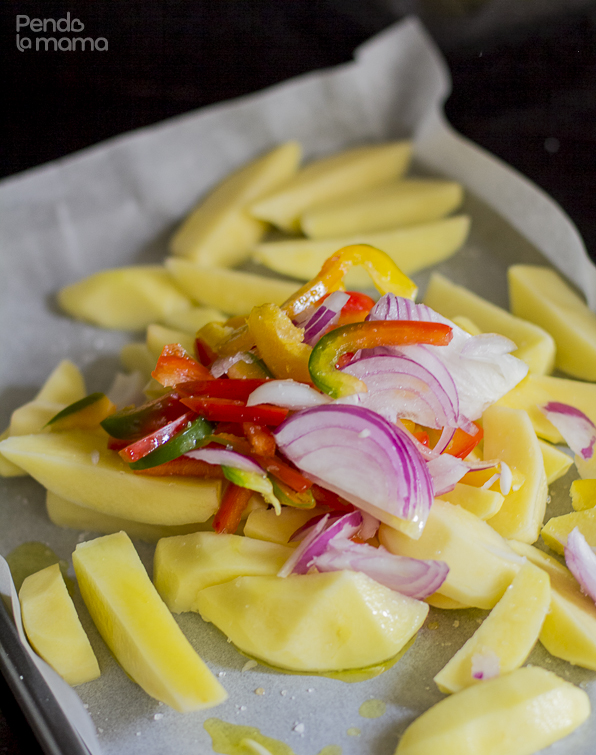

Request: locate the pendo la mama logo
(16, 13), (108, 51)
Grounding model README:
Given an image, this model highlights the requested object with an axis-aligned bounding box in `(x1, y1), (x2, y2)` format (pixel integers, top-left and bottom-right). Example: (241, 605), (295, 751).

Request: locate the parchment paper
(1, 16), (595, 755)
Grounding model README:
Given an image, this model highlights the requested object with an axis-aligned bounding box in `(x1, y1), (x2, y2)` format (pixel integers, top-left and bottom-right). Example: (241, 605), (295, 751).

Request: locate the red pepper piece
(443, 423), (484, 459)
(311, 484), (355, 512)
(213, 483), (254, 534)
(321, 291), (376, 327)
(176, 379), (267, 402)
(181, 396), (288, 426)
(195, 336), (218, 367)
(215, 422), (245, 436)
(152, 344), (213, 387)
(118, 411), (197, 463)
(101, 392), (186, 441)
(131, 457), (225, 478)
(253, 455), (313, 493)
(243, 423), (276, 457)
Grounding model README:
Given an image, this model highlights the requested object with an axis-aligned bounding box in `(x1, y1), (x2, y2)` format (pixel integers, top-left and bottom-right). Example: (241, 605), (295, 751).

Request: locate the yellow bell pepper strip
(216, 245), (416, 358)
(281, 244), (417, 320)
(247, 303), (313, 384)
(309, 320), (453, 399)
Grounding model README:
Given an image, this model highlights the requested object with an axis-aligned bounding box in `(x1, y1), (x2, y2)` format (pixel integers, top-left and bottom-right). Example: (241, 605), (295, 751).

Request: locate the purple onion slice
(540, 402), (596, 460)
(565, 526), (596, 604)
(278, 511), (362, 577)
(301, 291), (350, 346)
(311, 539), (448, 599)
(274, 404), (434, 538)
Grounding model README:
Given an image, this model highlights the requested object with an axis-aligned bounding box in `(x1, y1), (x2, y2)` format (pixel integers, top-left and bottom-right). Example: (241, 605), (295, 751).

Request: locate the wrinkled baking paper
(1, 16), (594, 755)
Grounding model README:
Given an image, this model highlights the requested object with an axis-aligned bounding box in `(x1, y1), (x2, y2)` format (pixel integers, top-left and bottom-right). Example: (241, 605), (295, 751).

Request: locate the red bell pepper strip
(311, 484), (355, 512)
(443, 423), (483, 459)
(119, 411), (198, 463)
(152, 344), (213, 387)
(132, 457), (225, 478)
(101, 392), (185, 440)
(243, 423), (276, 457)
(176, 379), (267, 402)
(213, 483), (254, 534)
(252, 454), (312, 493)
(309, 320), (453, 399)
(195, 336), (218, 367)
(321, 291), (376, 327)
(180, 396), (289, 426)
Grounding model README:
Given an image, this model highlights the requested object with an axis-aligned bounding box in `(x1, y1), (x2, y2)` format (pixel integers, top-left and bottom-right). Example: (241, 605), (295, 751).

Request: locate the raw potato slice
(0, 431), (221, 525)
(571, 478), (596, 510)
(300, 179), (463, 238)
(19, 563), (100, 686)
(483, 405), (548, 544)
(252, 215), (470, 287)
(73, 532), (227, 711)
(146, 323), (195, 359)
(58, 266), (191, 331)
(249, 141), (412, 232)
(396, 666), (590, 755)
(509, 264), (596, 380)
(46, 491), (212, 543)
(243, 506), (324, 544)
(438, 482), (504, 520)
(170, 142), (301, 266)
(433, 563), (550, 694)
(0, 360), (86, 478)
(510, 540), (596, 670)
(379, 499), (522, 609)
(423, 272), (555, 375)
(538, 439), (573, 484)
(196, 570), (427, 672)
(161, 306), (226, 333)
(541, 508), (596, 554)
(166, 259), (298, 315)
(154, 532), (293, 613)
(498, 374), (596, 444)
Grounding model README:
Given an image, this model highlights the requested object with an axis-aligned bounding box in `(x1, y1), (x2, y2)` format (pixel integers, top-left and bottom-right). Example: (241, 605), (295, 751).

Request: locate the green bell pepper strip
(270, 478), (316, 509)
(101, 392), (185, 440)
(221, 467), (281, 515)
(308, 320), (454, 399)
(128, 416), (213, 470)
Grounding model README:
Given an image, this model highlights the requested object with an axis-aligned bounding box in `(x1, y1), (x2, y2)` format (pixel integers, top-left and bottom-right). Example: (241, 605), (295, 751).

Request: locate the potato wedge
(249, 141), (412, 232)
(170, 142), (301, 266)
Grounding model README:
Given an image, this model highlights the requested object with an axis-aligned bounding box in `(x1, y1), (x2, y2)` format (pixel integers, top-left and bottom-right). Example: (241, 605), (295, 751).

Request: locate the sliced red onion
(246, 379), (332, 410)
(301, 291), (350, 346)
(498, 461), (512, 496)
(210, 351), (253, 378)
(289, 511), (344, 543)
(278, 511), (362, 577)
(359, 511), (380, 541)
(184, 447), (263, 474)
(338, 354), (458, 430)
(565, 527), (596, 604)
(311, 539), (448, 599)
(366, 293), (528, 421)
(540, 402), (596, 460)
(426, 454), (470, 496)
(274, 405), (434, 538)
(471, 650), (500, 680)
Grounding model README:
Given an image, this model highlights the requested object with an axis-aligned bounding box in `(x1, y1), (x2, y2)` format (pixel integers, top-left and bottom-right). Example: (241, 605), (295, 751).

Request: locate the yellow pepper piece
(196, 321), (234, 353)
(247, 304), (312, 383)
(218, 244), (416, 357)
(281, 243), (417, 319)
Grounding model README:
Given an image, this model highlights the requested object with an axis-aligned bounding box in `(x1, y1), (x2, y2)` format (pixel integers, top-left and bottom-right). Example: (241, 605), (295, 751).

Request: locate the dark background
(2, 1), (596, 751)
